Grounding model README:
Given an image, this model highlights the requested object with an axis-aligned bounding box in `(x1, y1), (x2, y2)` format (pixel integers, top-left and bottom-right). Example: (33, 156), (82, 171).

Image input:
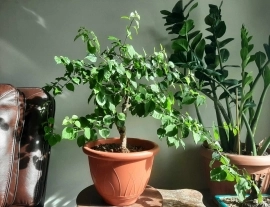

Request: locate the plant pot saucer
(215, 194), (270, 207)
(76, 185), (163, 207)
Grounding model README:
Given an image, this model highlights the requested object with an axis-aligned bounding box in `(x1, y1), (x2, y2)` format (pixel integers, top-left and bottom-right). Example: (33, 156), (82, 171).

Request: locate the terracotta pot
(200, 146), (270, 195)
(82, 137), (159, 206)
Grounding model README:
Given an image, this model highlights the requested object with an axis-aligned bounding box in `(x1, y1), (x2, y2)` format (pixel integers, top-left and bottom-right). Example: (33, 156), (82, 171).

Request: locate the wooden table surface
(76, 185), (217, 207)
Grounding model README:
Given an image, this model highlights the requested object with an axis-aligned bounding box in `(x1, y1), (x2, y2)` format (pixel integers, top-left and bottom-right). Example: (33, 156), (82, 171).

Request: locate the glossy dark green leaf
(187, 2), (198, 16)
(255, 51), (266, 70)
(263, 66), (270, 87)
(220, 48), (229, 63)
(87, 41), (96, 54)
(172, 39), (189, 51)
(215, 21), (226, 38)
(191, 33), (202, 50)
(188, 30), (200, 40)
(204, 15), (214, 26)
(160, 10), (171, 15)
(66, 83), (74, 92)
(210, 167), (227, 181)
(195, 39), (206, 59)
(77, 135), (85, 147)
(219, 91), (229, 100)
(222, 79), (239, 87)
(179, 19), (194, 36)
(218, 38), (234, 48)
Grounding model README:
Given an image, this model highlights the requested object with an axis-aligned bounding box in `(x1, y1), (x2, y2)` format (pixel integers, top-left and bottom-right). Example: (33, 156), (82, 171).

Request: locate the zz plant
(43, 11), (206, 152)
(161, 0), (270, 205)
(161, 0), (270, 155)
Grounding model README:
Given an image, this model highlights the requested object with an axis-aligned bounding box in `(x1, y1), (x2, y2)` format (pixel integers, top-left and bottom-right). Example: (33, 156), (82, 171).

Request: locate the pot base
(76, 185), (163, 207)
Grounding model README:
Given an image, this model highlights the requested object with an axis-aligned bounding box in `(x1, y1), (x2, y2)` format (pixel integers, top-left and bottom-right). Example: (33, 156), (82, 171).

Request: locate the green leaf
(127, 45), (136, 57)
(157, 128), (166, 138)
(54, 56), (62, 64)
(62, 127), (74, 139)
(179, 19), (194, 36)
(263, 65), (270, 87)
(47, 117), (54, 124)
(255, 51), (266, 70)
(144, 100), (155, 114)
(74, 120), (81, 128)
(192, 132), (201, 144)
(215, 21), (226, 38)
(72, 77), (81, 85)
(152, 110), (162, 119)
(165, 124), (178, 137)
(117, 113), (126, 121)
(210, 167), (227, 181)
(150, 84), (159, 93)
(108, 36), (119, 41)
(240, 48), (248, 61)
(66, 83), (74, 91)
(116, 63), (125, 75)
(87, 41), (96, 54)
(172, 39), (189, 52)
(103, 115), (113, 125)
(160, 10), (171, 15)
(182, 96), (196, 105)
(77, 135), (85, 147)
(96, 93), (106, 106)
(99, 128), (110, 138)
(220, 48), (229, 63)
(191, 33), (202, 49)
(187, 2), (198, 16)
(195, 39), (206, 60)
(125, 71), (131, 79)
(85, 54), (97, 62)
(84, 127), (91, 139)
(218, 38), (234, 48)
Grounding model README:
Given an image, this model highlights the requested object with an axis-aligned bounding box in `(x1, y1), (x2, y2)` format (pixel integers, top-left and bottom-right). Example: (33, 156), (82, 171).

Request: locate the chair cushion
(12, 88), (55, 206)
(0, 84), (25, 206)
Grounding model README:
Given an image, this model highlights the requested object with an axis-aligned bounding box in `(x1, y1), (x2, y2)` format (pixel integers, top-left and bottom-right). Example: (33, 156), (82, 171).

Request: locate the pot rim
(200, 145), (270, 166)
(82, 137), (160, 161)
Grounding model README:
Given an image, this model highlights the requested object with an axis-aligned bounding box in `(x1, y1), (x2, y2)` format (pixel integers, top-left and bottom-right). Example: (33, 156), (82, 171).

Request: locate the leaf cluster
(161, 0), (270, 156)
(43, 11), (206, 148)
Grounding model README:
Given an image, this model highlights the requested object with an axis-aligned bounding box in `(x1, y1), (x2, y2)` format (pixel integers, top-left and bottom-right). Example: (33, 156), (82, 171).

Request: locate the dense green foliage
(161, 0), (270, 204)
(161, 0), (270, 155)
(43, 11), (207, 150)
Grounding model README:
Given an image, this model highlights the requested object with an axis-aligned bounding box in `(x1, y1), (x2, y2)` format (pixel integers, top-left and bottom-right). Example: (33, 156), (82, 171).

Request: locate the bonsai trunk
(117, 125), (129, 153)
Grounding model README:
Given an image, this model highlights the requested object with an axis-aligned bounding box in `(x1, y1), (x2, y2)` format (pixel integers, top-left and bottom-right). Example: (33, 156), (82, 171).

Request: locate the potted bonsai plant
(43, 11), (207, 206)
(161, 0), (270, 206)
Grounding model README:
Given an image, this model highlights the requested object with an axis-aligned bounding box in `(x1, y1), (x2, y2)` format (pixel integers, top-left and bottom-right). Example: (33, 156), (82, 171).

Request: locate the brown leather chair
(0, 84), (55, 207)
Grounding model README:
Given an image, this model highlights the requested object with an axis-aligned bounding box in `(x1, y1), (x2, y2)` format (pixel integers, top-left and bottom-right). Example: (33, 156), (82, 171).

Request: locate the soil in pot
(220, 196), (270, 207)
(91, 143), (144, 152)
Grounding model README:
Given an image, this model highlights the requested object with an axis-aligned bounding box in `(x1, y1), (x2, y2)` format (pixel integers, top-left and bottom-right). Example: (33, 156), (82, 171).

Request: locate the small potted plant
(161, 0), (270, 206)
(43, 11), (206, 206)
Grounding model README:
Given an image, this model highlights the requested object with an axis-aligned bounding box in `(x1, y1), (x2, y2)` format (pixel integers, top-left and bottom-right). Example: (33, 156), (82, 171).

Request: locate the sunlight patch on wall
(22, 6), (47, 29)
(0, 39), (39, 75)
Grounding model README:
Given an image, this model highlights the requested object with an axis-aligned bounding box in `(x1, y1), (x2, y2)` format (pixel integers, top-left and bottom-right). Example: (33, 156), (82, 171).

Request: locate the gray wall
(0, 0), (270, 206)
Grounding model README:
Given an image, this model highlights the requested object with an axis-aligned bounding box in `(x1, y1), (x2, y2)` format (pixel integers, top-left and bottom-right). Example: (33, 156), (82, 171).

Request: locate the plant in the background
(161, 0), (270, 205)
(43, 11), (207, 152)
(161, 0), (270, 156)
